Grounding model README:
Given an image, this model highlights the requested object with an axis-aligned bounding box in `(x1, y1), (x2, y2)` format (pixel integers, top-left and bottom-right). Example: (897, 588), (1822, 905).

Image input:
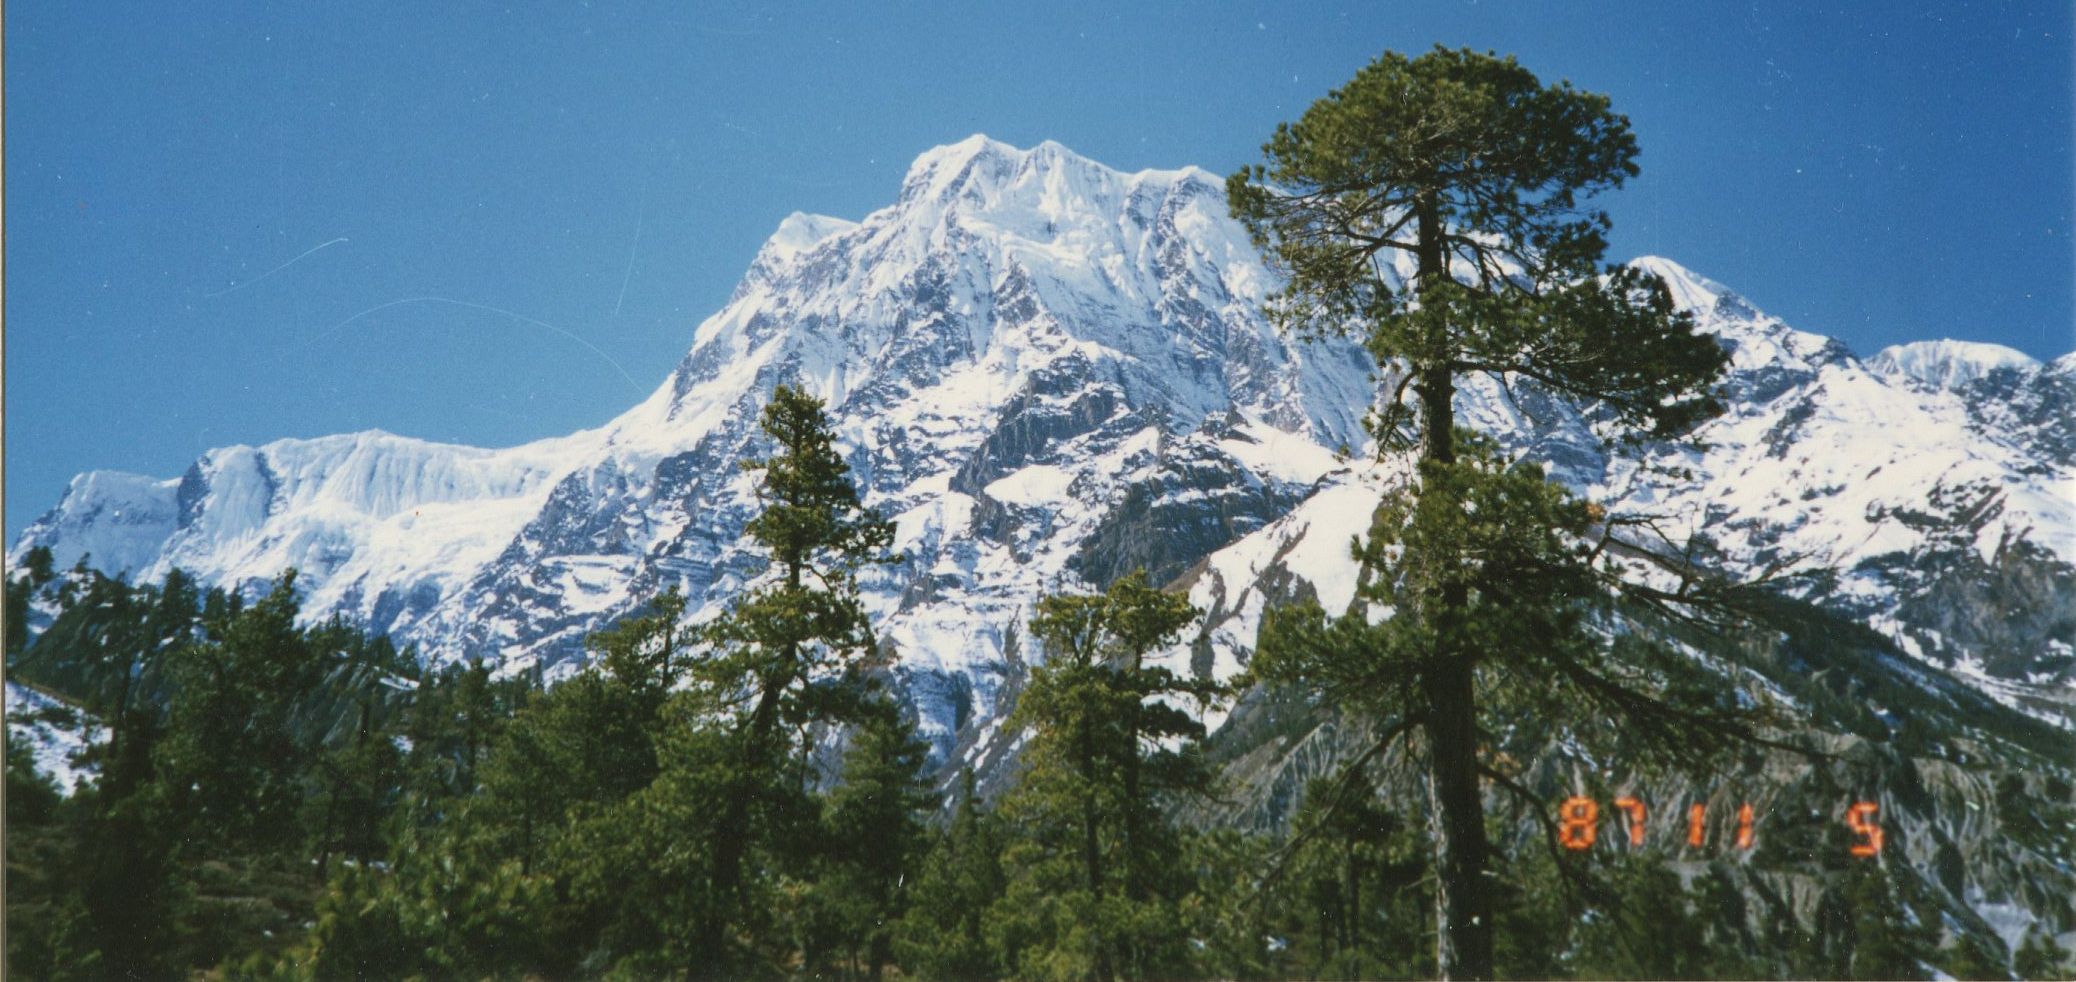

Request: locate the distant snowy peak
(1630, 255), (1741, 313)
(15, 470), (180, 577)
(1629, 255), (1848, 378)
(1868, 339), (2043, 389)
(899, 135), (1216, 209)
(11, 426), (598, 610)
(758, 212), (859, 268)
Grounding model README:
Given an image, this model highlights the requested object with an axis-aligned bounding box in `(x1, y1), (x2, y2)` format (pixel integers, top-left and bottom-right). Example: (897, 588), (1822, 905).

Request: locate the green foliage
(1172, 828), (1280, 981)
(472, 591), (691, 880)
(1488, 842), (1571, 981)
(72, 782), (187, 979)
(300, 821), (562, 980)
(1570, 857), (1711, 979)
(988, 569), (1215, 981)
(5, 545), (59, 658)
(396, 656), (523, 805)
(1231, 46), (1742, 979)
(780, 693), (938, 975)
(1844, 862), (1938, 980)
(5, 725), (62, 827)
(813, 698), (939, 979)
(1942, 928), (2013, 982)
(900, 770), (1009, 980)
(1272, 772), (1431, 980)
(158, 572), (322, 850)
(2015, 926), (2072, 980)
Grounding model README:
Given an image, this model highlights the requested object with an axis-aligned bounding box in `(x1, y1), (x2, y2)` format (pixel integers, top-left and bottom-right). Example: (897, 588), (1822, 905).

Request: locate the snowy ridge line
(11, 136), (2074, 761)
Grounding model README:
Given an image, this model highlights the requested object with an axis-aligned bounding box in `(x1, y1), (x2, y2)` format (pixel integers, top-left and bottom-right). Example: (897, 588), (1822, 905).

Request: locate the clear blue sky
(7, 1), (2071, 542)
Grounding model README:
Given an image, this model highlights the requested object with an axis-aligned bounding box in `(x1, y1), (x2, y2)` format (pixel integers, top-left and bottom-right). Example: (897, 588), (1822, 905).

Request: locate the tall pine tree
(898, 770), (1008, 980)
(815, 696), (938, 981)
(1230, 47), (1744, 979)
(990, 569), (1215, 981)
(676, 383), (899, 975)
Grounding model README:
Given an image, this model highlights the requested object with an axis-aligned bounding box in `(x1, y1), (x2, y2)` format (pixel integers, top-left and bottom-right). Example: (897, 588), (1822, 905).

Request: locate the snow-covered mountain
(1168, 261), (2076, 730)
(1868, 339), (2042, 389)
(14, 136), (2074, 760)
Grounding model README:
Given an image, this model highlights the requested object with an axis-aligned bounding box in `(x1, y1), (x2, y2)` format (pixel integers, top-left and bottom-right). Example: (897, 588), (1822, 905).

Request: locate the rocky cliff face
(13, 137), (2074, 765)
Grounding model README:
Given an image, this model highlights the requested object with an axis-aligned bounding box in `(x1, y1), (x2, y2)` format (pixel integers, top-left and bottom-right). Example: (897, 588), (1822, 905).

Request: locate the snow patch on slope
(6, 682), (103, 794)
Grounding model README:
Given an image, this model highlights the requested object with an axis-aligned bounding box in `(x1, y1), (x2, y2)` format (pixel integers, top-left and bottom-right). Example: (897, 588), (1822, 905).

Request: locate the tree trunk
(1122, 655), (1145, 904)
(1426, 651), (1493, 979)
(693, 676), (784, 979)
(867, 929), (890, 982)
(1413, 199), (1495, 980)
(1347, 837), (1362, 954)
(110, 648), (135, 765)
(1079, 714), (1116, 982)
(315, 773), (341, 883)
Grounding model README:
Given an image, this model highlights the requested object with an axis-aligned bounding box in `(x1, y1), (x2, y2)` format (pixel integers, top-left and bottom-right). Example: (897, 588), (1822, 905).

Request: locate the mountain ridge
(14, 137), (2074, 758)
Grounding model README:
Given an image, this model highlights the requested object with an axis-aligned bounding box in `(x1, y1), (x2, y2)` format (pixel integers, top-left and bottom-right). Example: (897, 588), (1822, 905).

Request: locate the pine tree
(1170, 827), (1287, 981)
(306, 630), (413, 880)
(158, 571), (322, 852)
(300, 813), (560, 980)
(1280, 768), (1429, 980)
(74, 778), (186, 980)
(1692, 862), (1767, 978)
(1230, 47), (1743, 979)
(396, 656), (515, 807)
(1, 544), (53, 655)
(989, 569), (1214, 981)
(1571, 856), (1709, 980)
(2014, 926), (2071, 981)
(475, 587), (689, 877)
(1942, 929), (2012, 982)
(899, 770), (1008, 980)
(1843, 861), (1935, 981)
(5, 730), (62, 827)
(670, 383), (898, 975)
(817, 696), (938, 981)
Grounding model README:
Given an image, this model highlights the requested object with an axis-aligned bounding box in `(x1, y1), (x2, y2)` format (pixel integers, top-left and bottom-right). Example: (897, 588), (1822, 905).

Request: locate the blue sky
(7, 1), (2071, 542)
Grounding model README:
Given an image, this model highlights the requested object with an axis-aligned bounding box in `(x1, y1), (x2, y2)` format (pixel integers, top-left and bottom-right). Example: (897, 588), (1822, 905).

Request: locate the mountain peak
(1867, 339), (2042, 389)
(900, 134), (1034, 198)
(1628, 256), (1754, 318)
(896, 136), (1214, 213)
(757, 211), (859, 268)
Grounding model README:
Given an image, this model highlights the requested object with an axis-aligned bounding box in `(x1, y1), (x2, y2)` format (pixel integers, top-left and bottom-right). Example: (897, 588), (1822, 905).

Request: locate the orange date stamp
(1554, 796), (1883, 857)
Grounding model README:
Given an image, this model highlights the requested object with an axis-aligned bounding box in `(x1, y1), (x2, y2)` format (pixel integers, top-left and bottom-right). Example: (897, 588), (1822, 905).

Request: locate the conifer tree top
(1229, 46), (1729, 443)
